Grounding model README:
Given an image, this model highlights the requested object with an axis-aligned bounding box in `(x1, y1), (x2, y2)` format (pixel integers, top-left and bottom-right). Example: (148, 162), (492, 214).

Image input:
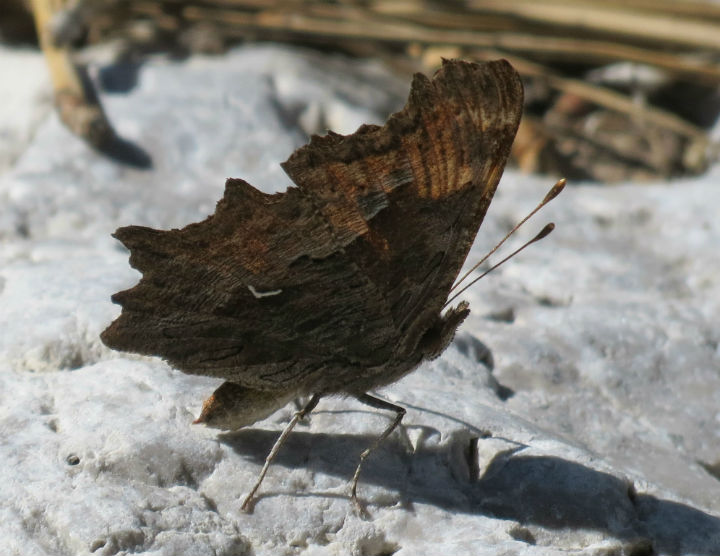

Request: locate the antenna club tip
(535, 222), (555, 240)
(543, 178), (567, 203)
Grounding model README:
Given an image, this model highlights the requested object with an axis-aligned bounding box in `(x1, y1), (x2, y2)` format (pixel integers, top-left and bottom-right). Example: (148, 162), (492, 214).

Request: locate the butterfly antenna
(444, 178), (566, 309)
(444, 222), (554, 309)
(450, 178), (565, 294)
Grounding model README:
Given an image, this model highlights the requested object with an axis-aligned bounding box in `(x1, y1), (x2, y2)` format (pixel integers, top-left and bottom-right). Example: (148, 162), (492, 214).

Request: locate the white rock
(1, 43), (719, 555)
(0, 47), (52, 175)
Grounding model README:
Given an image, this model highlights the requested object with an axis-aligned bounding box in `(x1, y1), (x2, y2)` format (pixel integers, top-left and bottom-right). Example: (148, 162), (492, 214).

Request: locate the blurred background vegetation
(4, 0), (720, 182)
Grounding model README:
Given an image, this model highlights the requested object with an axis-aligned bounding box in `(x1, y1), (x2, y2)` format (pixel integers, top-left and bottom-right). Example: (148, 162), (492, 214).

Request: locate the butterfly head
(418, 301), (470, 361)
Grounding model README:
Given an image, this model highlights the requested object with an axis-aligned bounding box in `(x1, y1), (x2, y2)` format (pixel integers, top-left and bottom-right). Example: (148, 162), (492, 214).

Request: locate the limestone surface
(1, 44), (719, 556)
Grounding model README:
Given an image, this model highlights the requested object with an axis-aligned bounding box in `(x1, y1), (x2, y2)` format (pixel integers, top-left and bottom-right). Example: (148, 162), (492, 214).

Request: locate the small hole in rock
(494, 382), (515, 401)
(508, 525), (536, 544)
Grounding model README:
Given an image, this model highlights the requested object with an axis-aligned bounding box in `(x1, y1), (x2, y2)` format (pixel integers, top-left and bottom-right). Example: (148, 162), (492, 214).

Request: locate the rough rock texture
(1, 44), (719, 556)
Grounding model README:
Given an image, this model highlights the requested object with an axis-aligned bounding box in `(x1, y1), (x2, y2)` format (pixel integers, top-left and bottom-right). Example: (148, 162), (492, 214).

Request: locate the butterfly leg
(241, 393), (321, 511)
(350, 394), (406, 509)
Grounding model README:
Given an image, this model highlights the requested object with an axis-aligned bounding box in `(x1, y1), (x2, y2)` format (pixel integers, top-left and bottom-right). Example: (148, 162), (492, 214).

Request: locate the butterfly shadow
(217, 426), (720, 555)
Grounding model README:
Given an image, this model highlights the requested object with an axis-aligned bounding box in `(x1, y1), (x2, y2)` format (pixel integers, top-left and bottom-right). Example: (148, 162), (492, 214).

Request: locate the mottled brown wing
(101, 59), (523, 390)
(281, 59), (523, 362)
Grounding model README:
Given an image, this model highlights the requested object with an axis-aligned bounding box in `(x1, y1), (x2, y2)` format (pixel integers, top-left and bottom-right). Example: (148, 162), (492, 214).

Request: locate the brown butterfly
(102, 59), (526, 511)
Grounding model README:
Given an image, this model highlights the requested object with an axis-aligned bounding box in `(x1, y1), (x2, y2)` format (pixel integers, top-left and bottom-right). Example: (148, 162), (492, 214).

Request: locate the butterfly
(101, 59), (525, 511)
